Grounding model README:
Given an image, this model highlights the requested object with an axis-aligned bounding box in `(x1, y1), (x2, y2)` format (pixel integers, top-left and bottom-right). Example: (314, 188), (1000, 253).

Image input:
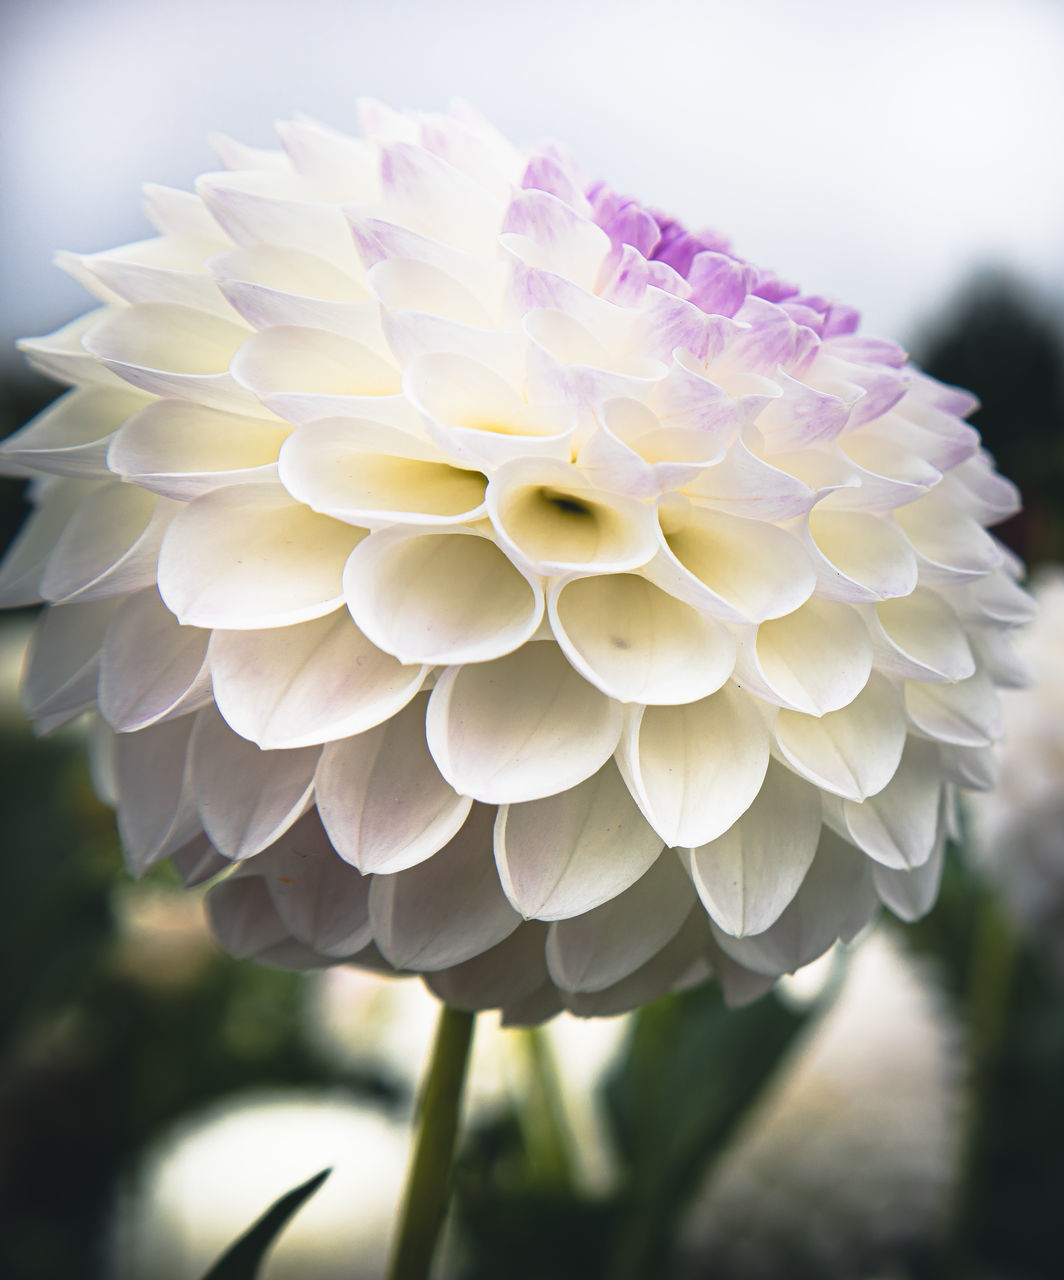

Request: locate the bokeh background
(1, 2), (1062, 1277)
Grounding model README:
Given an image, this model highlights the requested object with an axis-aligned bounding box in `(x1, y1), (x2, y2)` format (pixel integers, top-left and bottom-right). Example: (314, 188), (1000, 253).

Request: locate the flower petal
(0, 387), (149, 479)
(158, 484), (365, 628)
(548, 572), (735, 705)
(108, 399), (289, 499)
(189, 707), (319, 860)
(315, 692), (472, 874)
(904, 669), (1002, 746)
(40, 483), (173, 604)
(738, 596), (873, 715)
(495, 760), (664, 920)
(488, 458), (659, 576)
(648, 505), (815, 623)
(211, 611), (425, 749)
(710, 828), (877, 976)
(425, 923), (551, 1011)
(872, 587), (976, 682)
(239, 810), (373, 957)
(427, 643), (623, 804)
(806, 510), (918, 602)
(684, 760), (822, 937)
(99, 589), (211, 732)
(774, 673), (907, 801)
(618, 684), (770, 847)
(545, 853), (695, 993)
(278, 417), (487, 526)
(368, 802), (520, 970)
(343, 527), (543, 666)
(21, 598), (121, 723)
(838, 737), (944, 869)
(114, 716), (201, 875)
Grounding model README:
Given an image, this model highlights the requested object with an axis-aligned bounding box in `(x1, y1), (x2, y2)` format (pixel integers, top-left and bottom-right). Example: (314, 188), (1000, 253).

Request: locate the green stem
(386, 1004), (476, 1280)
(517, 1026), (577, 1190)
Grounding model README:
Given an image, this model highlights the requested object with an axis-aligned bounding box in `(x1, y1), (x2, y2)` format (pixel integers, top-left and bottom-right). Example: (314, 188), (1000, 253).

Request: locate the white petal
(738, 596), (873, 714)
(81, 303), (261, 413)
(895, 492), (1003, 579)
(189, 707), (319, 860)
(873, 830), (946, 922)
(74, 236), (238, 318)
(681, 433), (821, 521)
(0, 387), (149, 479)
(426, 643), (623, 804)
(548, 572), (735, 705)
(114, 716), (201, 875)
(774, 673), (907, 801)
(872, 587), (976, 682)
(157, 484), (364, 628)
(618, 684), (770, 847)
(404, 351), (573, 468)
(107, 400), (289, 499)
(99, 589), (211, 732)
(806, 510), (918, 602)
(710, 828), (877, 976)
(170, 835), (230, 887)
(0, 480), (91, 607)
(211, 611), (424, 750)
(839, 737), (943, 869)
(241, 811), (373, 957)
(196, 170), (364, 273)
(343, 527), (543, 666)
(487, 458), (659, 576)
(562, 911), (710, 1016)
(684, 759), (822, 937)
(230, 325), (400, 416)
(206, 876), (325, 969)
(315, 692), (471, 874)
(952, 568), (1037, 625)
(377, 140), (504, 255)
(17, 312), (133, 389)
(369, 802), (520, 970)
(648, 505), (815, 623)
(367, 257), (496, 326)
(904, 669), (1002, 746)
(425, 923), (551, 1011)
(40, 484), (172, 604)
(21, 598), (120, 722)
(969, 627), (1033, 690)
(545, 853), (695, 993)
(144, 183), (231, 241)
(938, 742), (998, 792)
(278, 418), (487, 526)
(495, 760), (664, 920)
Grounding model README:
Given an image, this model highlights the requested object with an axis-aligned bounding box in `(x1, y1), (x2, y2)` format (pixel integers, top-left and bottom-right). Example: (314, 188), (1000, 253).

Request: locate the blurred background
(1, 1), (1063, 1277)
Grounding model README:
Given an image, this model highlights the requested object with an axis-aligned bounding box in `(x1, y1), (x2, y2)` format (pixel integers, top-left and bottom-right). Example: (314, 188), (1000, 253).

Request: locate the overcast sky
(2, 0), (1061, 371)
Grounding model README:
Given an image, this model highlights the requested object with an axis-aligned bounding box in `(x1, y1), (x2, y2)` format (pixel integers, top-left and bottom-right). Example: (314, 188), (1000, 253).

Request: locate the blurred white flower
(968, 568), (1064, 960)
(0, 102), (1029, 1017)
(111, 1091), (411, 1280)
(681, 929), (963, 1278)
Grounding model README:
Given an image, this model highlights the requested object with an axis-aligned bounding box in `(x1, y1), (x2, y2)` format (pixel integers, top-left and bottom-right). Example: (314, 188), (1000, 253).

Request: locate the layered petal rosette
(0, 102), (1031, 1020)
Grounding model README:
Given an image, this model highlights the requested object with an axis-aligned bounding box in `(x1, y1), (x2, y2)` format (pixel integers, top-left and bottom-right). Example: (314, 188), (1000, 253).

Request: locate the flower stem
(386, 1004), (476, 1280)
(517, 1026), (577, 1190)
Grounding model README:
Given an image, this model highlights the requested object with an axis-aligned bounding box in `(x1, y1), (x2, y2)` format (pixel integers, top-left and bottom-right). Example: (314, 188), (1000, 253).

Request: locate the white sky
(1, 0), (1062, 370)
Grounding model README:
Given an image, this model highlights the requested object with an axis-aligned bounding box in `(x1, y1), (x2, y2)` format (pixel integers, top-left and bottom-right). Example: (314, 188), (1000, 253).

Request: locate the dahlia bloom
(0, 102), (1030, 1019)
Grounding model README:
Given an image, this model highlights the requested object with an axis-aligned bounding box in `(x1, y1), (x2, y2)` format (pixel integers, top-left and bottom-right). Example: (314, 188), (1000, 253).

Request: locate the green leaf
(602, 983), (812, 1279)
(198, 1166), (332, 1280)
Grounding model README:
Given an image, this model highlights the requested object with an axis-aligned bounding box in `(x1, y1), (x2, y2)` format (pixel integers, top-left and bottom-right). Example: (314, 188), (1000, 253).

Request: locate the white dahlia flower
(0, 102), (1031, 1020)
